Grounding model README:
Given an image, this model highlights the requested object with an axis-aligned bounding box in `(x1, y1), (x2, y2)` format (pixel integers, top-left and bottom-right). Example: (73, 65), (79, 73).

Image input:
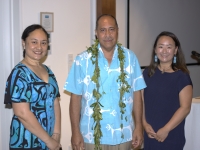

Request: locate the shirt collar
(98, 43), (118, 59)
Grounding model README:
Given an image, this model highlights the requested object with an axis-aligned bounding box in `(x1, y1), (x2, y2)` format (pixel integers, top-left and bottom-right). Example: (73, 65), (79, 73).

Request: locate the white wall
(116, 0), (127, 47)
(188, 66), (200, 97)
(129, 0), (200, 66)
(128, 0), (200, 97)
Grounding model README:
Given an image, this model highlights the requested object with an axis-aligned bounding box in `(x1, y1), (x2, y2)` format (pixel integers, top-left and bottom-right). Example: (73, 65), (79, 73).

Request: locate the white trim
(0, 0), (12, 149)
(0, 0), (21, 149)
(90, 0), (96, 45)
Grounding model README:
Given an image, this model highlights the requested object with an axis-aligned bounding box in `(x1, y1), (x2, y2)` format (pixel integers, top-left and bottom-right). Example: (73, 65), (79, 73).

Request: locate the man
(64, 14), (146, 150)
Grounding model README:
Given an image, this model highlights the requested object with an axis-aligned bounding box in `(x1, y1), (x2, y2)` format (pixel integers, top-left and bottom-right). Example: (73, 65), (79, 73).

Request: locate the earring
(173, 56), (177, 63)
(154, 55), (158, 62)
(22, 44), (25, 50)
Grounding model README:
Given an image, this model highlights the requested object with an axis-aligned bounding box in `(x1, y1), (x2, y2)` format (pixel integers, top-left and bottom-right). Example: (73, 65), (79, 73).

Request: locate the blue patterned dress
(4, 62), (60, 150)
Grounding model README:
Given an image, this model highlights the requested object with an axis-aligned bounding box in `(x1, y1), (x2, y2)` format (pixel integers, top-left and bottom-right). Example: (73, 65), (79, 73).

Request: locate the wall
(129, 0), (200, 66)
(188, 65), (200, 97)
(128, 0), (200, 97)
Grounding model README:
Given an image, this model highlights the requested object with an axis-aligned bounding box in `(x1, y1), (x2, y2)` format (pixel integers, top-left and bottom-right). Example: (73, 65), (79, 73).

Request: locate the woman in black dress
(142, 31), (193, 150)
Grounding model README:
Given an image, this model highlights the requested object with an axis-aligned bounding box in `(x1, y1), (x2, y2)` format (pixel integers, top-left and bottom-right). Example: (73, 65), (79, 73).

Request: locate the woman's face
(22, 29), (48, 61)
(155, 35), (178, 64)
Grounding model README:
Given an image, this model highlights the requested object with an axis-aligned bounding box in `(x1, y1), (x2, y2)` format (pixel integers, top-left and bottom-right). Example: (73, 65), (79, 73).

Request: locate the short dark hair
(148, 31), (189, 76)
(95, 14), (118, 30)
(21, 24), (49, 57)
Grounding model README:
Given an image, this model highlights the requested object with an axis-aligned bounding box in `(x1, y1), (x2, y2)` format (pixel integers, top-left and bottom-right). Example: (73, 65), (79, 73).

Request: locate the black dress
(143, 68), (192, 150)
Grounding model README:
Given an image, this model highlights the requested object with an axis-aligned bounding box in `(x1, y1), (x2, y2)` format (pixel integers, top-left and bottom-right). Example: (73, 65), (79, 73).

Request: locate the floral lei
(87, 39), (131, 150)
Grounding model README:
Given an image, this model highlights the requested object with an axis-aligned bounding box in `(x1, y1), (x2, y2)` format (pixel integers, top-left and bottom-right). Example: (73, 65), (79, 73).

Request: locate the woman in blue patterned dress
(142, 31), (193, 150)
(4, 24), (61, 150)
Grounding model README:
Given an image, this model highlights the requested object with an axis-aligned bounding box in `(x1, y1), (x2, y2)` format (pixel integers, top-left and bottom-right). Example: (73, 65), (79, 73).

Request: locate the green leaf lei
(87, 39), (131, 150)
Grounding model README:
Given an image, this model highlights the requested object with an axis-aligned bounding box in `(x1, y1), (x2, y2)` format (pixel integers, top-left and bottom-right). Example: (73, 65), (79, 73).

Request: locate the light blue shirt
(64, 44), (146, 145)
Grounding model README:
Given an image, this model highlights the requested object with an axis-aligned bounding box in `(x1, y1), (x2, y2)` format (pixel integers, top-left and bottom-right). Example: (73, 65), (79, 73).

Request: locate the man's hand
(71, 132), (85, 150)
(132, 128), (143, 149)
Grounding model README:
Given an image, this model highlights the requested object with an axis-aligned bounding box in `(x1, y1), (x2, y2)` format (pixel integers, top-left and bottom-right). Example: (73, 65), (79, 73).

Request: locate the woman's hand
(155, 127), (169, 142)
(46, 137), (62, 150)
(52, 133), (61, 143)
(143, 122), (156, 139)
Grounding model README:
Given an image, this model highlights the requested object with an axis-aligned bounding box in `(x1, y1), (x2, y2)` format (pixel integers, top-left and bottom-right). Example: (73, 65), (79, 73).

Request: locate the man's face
(95, 16), (118, 52)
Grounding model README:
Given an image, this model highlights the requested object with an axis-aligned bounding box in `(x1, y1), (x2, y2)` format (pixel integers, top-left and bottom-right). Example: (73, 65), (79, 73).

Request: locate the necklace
(159, 65), (172, 74)
(87, 39), (131, 150)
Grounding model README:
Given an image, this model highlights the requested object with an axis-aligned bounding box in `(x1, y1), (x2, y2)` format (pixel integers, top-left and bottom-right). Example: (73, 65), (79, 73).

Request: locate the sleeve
(44, 65), (60, 98)
(178, 72), (193, 93)
(55, 80), (60, 98)
(131, 53), (147, 91)
(63, 55), (84, 95)
(4, 68), (31, 104)
(142, 67), (148, 78)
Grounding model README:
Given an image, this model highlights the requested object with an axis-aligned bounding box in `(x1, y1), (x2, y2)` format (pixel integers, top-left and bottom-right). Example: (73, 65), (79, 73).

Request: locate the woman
(4, 24), (61, 150)
(142, 31), (193, 150)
